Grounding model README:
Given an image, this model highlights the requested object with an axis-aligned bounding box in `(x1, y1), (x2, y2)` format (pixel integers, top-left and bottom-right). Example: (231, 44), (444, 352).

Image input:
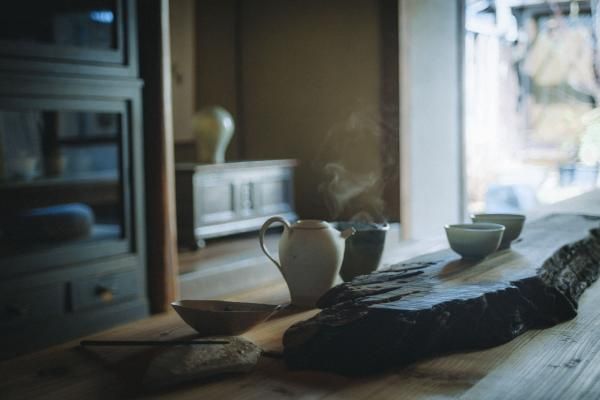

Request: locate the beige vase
(192, 106), (235, 164)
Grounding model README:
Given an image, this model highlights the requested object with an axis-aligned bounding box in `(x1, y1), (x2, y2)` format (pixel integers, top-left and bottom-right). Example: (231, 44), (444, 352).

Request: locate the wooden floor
(4, 190), (600, 399)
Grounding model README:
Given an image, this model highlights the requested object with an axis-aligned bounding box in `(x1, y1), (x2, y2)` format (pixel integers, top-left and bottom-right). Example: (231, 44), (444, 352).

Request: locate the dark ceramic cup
(334, 221), (389, 282)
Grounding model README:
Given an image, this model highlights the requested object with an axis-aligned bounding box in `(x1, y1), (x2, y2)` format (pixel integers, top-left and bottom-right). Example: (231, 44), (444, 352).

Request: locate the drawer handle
(95, 285), (116, 303)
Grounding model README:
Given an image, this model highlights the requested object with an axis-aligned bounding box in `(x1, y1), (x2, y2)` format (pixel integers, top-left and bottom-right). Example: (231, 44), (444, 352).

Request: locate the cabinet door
(0, 97), (137, 276)
(0, 0), (137, 77)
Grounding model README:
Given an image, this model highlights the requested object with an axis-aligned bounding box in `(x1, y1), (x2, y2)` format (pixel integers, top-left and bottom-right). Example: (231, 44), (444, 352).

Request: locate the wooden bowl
(171, 300), (282, 336)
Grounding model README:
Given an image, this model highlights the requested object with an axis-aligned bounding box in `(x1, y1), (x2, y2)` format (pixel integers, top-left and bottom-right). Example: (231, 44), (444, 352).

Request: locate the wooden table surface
(3, 190), (600, 400)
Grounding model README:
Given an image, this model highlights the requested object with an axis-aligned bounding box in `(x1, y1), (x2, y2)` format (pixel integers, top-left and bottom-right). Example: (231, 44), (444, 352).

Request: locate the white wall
(400, 0), (465, 238)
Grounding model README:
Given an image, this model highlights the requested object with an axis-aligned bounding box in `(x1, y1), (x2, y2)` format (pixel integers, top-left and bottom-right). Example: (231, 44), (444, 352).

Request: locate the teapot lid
(293, 220), (331, 230)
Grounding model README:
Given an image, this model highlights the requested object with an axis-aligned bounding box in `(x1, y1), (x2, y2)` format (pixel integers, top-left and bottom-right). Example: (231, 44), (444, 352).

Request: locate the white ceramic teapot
(259, 216), (355, 307)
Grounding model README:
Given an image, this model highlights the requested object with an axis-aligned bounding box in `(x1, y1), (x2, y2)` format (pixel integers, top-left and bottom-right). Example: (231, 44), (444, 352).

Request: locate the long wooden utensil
(80, 339), (229, 347)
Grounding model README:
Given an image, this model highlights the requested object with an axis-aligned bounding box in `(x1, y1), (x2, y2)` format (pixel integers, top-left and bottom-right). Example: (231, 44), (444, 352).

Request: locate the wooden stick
(80, 339), (229, 347)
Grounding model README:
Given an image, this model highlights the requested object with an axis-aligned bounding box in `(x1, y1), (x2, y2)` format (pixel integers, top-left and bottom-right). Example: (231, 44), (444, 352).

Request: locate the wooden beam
(379, 0), (401, 222)
(138, 0), (179, 313)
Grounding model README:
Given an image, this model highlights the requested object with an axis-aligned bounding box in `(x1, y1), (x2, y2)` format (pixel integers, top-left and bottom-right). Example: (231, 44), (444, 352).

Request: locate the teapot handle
(259, 216), (291, 274)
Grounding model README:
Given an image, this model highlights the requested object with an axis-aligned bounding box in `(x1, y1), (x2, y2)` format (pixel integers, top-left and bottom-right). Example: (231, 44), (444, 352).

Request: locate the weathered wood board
(283, 214), (600, 375)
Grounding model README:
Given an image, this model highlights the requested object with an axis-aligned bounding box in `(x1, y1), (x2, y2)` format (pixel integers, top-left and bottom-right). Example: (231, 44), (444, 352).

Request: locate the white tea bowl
(445, 223), (505, 259)
(471, 213), (525, 249)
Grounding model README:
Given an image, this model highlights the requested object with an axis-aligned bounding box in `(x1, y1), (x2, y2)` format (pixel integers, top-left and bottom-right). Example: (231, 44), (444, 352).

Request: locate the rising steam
(319, 163), (384, 222)
(316, 107), (392, 223)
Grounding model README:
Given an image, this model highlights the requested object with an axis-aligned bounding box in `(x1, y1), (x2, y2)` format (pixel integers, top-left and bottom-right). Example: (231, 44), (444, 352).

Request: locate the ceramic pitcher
(259, 216), (354, 307)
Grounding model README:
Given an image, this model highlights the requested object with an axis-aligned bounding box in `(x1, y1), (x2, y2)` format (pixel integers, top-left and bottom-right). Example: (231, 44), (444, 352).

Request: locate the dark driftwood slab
(283, 214), (600, 375)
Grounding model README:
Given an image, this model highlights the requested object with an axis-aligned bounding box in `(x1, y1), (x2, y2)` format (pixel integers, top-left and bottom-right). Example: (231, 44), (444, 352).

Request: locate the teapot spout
(341, 227), (356, 240)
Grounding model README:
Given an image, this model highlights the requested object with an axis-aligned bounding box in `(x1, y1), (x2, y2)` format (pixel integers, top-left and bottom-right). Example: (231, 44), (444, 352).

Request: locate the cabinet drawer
(0, 284), (65, 326)
(71, 270), (138, 311)
(194, 179), (236, 225)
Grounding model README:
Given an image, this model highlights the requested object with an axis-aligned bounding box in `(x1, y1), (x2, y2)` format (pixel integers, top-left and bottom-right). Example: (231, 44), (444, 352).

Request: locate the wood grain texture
(138, 0), (180, 313)
(3, 277), (600, 400)
(4, 193), (600, 400)
(283, 214), (600, 374)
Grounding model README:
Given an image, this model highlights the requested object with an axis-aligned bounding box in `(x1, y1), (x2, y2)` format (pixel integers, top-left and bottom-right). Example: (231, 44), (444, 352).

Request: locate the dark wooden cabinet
(0, 0), (138, 77)
(0, 0), (148, 359)
(176, 160), (297, 248)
